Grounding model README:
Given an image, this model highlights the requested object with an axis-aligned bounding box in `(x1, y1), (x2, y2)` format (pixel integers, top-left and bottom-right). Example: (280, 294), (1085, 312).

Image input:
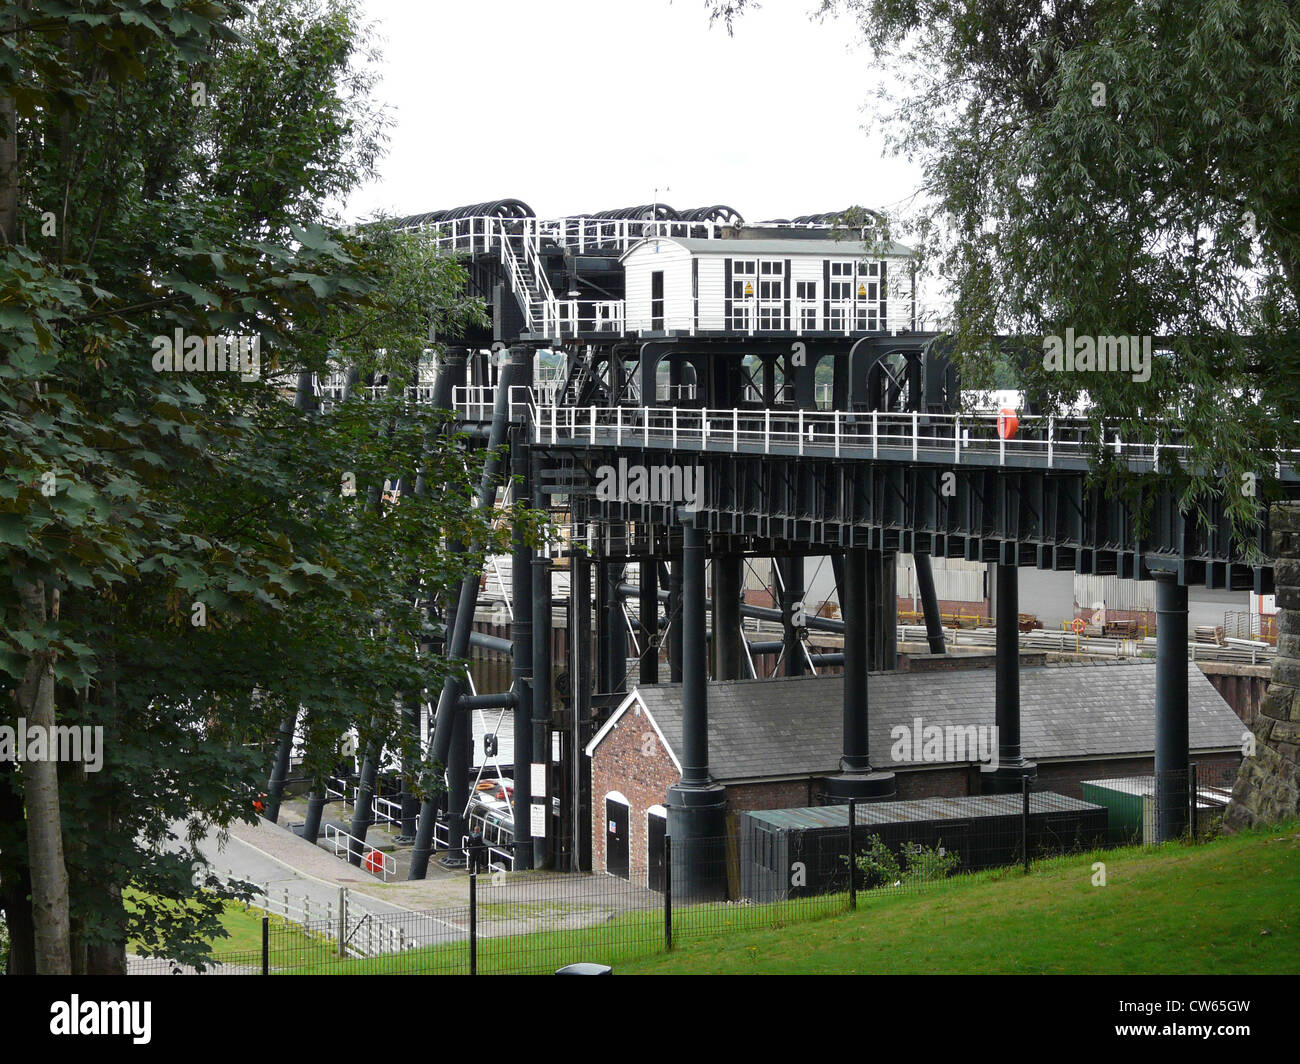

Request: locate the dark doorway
(647, 809), (667, 892)
(651, 271), (664, 331)
(606, 796), (629, 879)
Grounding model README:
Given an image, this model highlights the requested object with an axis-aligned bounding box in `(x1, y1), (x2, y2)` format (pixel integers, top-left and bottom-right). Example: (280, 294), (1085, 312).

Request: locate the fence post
(469, 868), (478, 975)
(1021, 775), (1030, 875)
(336, 887), (346, 959)
(261, 915), (269, 975)
(848, 799), (857, 911)
(664, 834), (673, 951)
(1189, 761), (1199, 840)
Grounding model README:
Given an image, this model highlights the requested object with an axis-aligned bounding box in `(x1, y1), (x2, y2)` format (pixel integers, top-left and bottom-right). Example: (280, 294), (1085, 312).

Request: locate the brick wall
(589, 700), (679, 878)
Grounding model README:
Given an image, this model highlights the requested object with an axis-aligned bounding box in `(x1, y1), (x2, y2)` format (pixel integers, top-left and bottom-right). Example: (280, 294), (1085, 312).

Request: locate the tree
(706, 0), (1300, 823)
(709, 0), (1298, 539)
(0, 0), (526, 973)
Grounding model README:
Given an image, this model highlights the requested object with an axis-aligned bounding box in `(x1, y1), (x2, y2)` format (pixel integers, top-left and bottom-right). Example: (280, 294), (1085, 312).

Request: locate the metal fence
(128, 761), (1237, 975)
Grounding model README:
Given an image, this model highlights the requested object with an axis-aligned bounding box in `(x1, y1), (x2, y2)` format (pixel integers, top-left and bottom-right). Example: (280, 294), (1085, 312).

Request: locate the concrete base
(666, 781), (728, 902)
(980, 761), (1038, 795)
(823, 771), (897, 801)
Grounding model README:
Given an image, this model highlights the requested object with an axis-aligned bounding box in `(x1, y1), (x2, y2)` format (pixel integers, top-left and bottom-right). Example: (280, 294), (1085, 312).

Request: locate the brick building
(585, 658), (1245, 882)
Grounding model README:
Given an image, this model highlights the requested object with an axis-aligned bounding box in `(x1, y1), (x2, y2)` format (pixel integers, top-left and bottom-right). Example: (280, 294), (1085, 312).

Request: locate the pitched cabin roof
(619, 236), (915, 262)
(588, 660), (1243, 784)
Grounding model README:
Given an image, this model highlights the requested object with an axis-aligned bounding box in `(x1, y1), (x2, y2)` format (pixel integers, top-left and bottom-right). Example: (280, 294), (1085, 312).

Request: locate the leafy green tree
(709, 0), (1299, 541)
(0, 0), (528, 973)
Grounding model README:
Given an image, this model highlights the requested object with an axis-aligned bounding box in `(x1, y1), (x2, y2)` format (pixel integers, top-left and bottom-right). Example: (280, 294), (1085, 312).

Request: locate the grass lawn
(622, 821), (1300, 974)
(125, 890), (322, 960)
(292, 819), (1299, 975)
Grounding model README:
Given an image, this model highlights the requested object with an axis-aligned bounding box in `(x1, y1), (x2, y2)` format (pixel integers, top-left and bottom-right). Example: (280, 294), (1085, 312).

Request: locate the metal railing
(528, 403), (1300, 474)
(323, 824), (397, 881)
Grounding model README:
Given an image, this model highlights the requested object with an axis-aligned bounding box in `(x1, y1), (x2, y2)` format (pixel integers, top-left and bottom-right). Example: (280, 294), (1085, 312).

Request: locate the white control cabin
(621, 236), (916, 337)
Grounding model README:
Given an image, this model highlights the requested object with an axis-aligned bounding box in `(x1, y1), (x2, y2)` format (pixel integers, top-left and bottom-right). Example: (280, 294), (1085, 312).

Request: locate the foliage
(0, 0), (533, 972)
(707, 0), (1300, 548)
(850, 834), (960, 888)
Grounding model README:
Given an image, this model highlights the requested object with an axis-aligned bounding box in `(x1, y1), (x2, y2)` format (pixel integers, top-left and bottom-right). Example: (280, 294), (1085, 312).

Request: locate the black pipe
(778, 556), (805, 677)
(410, 355), (514, 880)
(640, 561), (659, 685)
(913, 552), (947, 654)
(398, 692), (420, 840)
(510, 360), (534, 869)
(712, 555), (744, 680)
(680, 521), (708, 785)
(664, 513), (727, 900)
(604, 549), (626, 693)
(348, 737), (380, 864)
(841, 548), (870, 773)
(616, 582), (846, 634)
(301, 793), (326, 842)
(667, 559), (683, 682)
(995, 563), (1021, 764)
(531, 475), (553, 868)
(1154, 574), (1189, 841)
(571, 551), (592, 872)
(263, 709), (297, 824)
(984, 562), (1036, 793)
(458, 692), (519, 711)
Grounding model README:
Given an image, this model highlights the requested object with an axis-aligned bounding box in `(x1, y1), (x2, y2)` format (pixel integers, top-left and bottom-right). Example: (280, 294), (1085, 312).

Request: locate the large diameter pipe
(410, 358), (515, 880)
(994, 563), (1021, 765)
(1154, 575), (1189, 841)
(680, 517), (709, 786)
(616, 582), (845, 634)
(913, 552), (947, 654)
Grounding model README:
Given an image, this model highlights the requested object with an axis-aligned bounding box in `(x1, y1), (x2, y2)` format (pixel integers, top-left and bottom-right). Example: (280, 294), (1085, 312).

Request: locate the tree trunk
(16, 580), (72, 973)
(0, 759), (36, 974)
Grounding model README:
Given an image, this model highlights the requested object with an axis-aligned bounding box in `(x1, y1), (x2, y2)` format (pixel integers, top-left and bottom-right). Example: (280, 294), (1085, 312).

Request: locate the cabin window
(796, 281), (817, 331)
(730, 259), (757, 329)
(651, 270), (664, 331)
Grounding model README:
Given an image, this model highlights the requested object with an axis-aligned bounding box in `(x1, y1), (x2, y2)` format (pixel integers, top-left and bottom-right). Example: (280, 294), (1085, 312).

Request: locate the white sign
(531, 762), (547, 794)
(530, 803), (547, 838)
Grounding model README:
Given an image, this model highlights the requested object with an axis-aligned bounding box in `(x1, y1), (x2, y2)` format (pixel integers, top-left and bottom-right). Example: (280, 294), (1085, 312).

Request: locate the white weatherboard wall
(623, 239), (693, 332)
(697, 256), (726, 330)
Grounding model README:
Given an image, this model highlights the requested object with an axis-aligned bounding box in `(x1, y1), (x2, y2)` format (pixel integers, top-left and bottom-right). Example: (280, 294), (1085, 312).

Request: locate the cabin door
(606, 796), (630, 879)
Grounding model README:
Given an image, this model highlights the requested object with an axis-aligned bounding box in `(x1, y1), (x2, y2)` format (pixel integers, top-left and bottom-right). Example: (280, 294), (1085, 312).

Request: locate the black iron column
(778, 555), (805, 677)
(348, 733), (381, 864)
(531, 458), (553, 869)
(595, 556), (611, 694)
(448, 692), (469, 864)
(640, 559), (660, 685)
(914, 551), (948, 654)
(397, 692), (420, 840)
(604, 544), (626, 694)
(984, 562), (1037, 793)
(865, 548), (898, 670)
(1154, 574), (1190, 840)
(825, 546), (896, 800)
(667, 556), (683, 682)
(712, 554), (744, 680)
(510, 352), (534, 869)
(665, 514), (727, 900)
(570, 549), (593, 872)
(263, 709), (297, 823)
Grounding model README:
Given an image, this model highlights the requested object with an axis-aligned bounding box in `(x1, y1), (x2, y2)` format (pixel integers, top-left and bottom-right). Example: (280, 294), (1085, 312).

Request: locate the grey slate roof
(625, 237), (916, 259)
(619, 660), (1243, 783)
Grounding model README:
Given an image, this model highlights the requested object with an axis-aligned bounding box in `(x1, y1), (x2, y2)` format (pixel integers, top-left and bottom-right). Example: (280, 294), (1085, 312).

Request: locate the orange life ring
(364, 849), (385, 874)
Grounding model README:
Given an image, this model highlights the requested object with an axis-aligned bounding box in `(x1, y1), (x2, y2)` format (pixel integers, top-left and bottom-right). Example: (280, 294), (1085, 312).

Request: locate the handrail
(514, 403), (1300, 474)
(323, 824), (397, 881)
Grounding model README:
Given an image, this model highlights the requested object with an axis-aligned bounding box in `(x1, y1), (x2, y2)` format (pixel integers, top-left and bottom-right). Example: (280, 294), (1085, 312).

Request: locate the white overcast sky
(344, 0), (923, 225)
